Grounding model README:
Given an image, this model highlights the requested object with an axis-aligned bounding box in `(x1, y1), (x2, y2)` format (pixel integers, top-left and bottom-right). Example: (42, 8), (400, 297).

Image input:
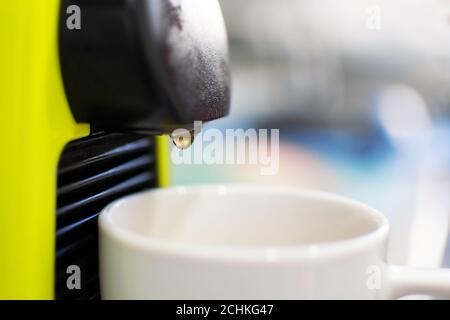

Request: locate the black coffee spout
(59, 0), (230, 134)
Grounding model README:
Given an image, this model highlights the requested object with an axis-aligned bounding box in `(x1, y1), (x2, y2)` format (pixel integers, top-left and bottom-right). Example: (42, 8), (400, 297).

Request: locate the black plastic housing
(59, 0), (230, 132)
(55, 132), (157, 299)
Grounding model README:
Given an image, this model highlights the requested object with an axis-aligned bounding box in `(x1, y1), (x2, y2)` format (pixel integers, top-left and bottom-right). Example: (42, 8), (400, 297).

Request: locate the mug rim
(99, 184), (390, 262)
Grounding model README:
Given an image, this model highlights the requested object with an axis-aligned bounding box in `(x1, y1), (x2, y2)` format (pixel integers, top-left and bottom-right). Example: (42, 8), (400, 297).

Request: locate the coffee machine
(0, 0), (230, 299)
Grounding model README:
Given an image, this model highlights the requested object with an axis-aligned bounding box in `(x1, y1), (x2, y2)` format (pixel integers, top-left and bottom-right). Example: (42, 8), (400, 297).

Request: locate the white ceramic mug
(99, 185), (450, 299)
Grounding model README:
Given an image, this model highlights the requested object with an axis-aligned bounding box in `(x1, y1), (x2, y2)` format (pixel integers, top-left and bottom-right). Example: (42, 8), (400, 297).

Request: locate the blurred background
(170, 0), (450, 283)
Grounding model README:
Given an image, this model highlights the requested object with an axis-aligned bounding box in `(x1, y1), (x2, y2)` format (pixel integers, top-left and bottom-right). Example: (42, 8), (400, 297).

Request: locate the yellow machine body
(0, 1), (169, 299)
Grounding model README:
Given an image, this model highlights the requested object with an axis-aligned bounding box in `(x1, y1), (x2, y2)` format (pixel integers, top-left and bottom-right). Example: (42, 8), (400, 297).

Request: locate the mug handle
(383, 265), (450, 299)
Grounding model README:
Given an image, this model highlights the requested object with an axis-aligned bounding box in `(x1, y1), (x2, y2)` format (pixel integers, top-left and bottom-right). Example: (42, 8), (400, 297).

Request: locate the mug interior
(101, 185), (386, 248)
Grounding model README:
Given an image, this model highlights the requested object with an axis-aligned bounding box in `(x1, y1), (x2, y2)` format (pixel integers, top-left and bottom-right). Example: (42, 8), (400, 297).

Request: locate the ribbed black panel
(55, 133), (157, 300)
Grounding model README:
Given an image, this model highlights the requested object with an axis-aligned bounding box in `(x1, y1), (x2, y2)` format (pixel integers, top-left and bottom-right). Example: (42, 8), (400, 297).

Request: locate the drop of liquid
(171, 130), (196, 150)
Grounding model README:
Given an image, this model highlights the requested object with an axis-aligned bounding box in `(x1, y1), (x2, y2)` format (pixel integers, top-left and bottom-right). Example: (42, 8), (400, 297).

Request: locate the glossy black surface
(55, 133), (157, 300)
